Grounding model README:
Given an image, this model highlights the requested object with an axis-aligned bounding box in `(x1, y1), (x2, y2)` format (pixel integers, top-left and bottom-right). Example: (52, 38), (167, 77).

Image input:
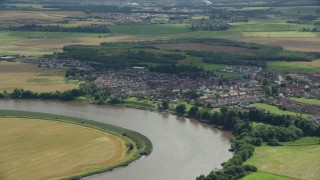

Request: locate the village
(1, 56), (319, 122)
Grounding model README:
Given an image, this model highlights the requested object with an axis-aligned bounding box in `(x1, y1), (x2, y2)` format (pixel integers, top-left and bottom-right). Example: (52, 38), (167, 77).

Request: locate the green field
(242, 172), (294, 180)
(267, 61), (320, 73)
(245, 144), (320, 180)
(289, 97), (320, 105)
(250, 103), (311, 118)
(107, 24), (192, 36)
(229, 23), (317, 32)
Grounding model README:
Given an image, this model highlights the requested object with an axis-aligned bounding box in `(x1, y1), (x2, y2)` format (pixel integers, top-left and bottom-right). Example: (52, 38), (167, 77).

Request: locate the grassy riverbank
(0, 110), (152, 179)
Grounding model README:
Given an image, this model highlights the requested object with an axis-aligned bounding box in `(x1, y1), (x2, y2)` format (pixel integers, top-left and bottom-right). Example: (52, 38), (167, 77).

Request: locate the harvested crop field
(229, 37), (320, 52)
(154, 43), (254, 54)
(0, 10), (85, 25)
(0, 62), (78, 92)
(0, 35), (154, 55)
(0, 117), (127, 180)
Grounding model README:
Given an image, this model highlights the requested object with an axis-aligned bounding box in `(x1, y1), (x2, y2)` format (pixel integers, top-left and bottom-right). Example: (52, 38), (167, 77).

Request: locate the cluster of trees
(0, 83), (100, 102)
(7, 24), (111, 33)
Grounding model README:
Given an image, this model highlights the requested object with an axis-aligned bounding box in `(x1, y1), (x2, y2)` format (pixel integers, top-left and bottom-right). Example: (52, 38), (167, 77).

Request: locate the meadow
(0, 62), (78, 92)
(245, 144), (320, 180)
(0, 117), (127, 180)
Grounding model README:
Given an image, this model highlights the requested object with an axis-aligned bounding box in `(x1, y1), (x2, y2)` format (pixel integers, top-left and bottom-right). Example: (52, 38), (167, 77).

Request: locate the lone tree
(176, 104), (186, 116)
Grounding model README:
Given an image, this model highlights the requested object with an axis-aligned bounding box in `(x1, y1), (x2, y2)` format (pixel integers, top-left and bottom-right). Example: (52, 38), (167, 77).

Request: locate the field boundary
(0, 109), (152, 180)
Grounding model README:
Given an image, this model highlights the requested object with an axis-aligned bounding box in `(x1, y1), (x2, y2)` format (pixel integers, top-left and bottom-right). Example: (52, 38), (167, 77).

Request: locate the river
(0, 99), (232, 180)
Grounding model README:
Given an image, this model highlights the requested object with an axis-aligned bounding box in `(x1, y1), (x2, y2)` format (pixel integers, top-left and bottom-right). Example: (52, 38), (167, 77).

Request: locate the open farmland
(0, 62), (78, 92)
(0, 10), (85, 27)
(0, 34), (154, 55)
(154, 43), (254, 54)
(245, 145), (320, 180)
(0, 117), (127, 180)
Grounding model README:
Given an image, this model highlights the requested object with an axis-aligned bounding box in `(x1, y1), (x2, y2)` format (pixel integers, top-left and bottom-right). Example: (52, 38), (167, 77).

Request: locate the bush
(267, 138), (280, 146)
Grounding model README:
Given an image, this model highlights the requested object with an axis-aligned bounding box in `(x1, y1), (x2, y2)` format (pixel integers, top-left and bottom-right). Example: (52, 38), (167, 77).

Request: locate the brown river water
(0, 99), (232, 180)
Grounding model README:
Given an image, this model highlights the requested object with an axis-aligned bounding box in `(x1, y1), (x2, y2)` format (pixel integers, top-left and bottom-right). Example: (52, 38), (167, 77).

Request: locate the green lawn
(289, 97), (320, 105)
(267, 61), (320, 74)
(250, 103), (311, 118)
(242, 172), (294, 180)
(245, 145), (320, 180)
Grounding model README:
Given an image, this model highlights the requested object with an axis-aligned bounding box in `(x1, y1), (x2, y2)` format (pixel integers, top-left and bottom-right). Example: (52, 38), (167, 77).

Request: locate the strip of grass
(0, 109), (152, 179)
(289, 97), (320, 105)
(250, 103), (311, 118)
(245, 145), (320, 180)
(242, 172), (294, 180)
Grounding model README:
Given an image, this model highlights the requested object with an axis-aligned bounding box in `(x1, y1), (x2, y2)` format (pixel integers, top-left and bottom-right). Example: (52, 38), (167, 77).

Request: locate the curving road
(0, 100), (232, 180)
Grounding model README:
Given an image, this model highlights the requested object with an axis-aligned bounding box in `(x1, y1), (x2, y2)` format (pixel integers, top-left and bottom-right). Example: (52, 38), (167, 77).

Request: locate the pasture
(0, 117), (127, 180)
(245, 144), (320, 180)
(0, 62), (78, 92)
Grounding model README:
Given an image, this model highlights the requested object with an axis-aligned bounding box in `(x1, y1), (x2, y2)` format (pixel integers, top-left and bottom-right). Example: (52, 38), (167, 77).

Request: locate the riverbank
(0, 109), (152, 180)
